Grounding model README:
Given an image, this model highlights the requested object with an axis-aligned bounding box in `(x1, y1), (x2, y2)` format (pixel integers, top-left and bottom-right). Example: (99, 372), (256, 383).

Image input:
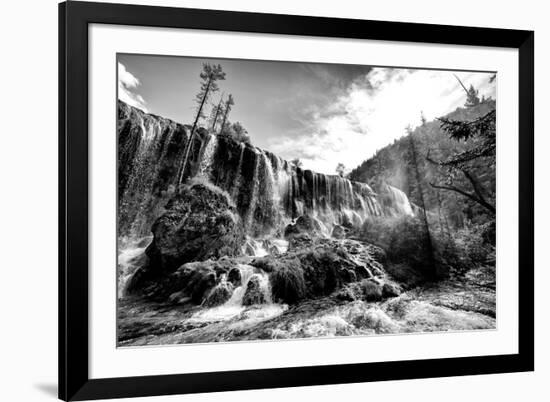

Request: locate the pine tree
(407, 126), (437, 278)
(465, 84), (480, 108)
(210, 93), (224, 132)
(454, 74), (480, 108)
(178, 63), (226, 186)
(336, 163), (346, 177)
(427, 109), (496, 214)
(219, 94), (235, 134)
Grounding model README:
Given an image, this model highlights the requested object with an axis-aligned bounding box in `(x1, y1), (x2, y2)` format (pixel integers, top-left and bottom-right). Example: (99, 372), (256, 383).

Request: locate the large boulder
(129, 258), (238, 303)
(331, 224), (346, 239)
(242, 275), (266, 305)
(203, 281), (234, 307)
(145, 181), (245, 273)
(227, 267), (242, 287)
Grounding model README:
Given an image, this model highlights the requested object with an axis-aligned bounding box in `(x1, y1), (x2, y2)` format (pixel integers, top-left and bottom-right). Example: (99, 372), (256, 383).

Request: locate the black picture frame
(59, 1), (534, 400)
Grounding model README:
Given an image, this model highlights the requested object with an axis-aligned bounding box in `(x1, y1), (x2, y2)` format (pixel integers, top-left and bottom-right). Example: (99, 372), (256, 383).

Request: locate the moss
(269, 259), (306, 304)
(361, 280), (383, 301)
(203, 281), (233, 307)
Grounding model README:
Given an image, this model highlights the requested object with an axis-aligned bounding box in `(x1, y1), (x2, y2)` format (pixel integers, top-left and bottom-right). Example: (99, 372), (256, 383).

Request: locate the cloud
(268, 67), (495, 175)
(118, 62), (148, 112)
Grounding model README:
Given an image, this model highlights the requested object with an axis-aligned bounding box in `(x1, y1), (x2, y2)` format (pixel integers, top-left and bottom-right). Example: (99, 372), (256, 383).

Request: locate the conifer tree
(178, 63), (226, 186)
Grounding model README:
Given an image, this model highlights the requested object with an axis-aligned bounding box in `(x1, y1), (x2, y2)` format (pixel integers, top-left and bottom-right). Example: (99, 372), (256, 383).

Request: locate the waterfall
(118, 101), (416, 242)
(188, 264), (284, 323)
(118, 101), (189, 238)
(117, 236), (151, 298)
(197, 134), (218, 178)
(379, 183), (414, 216)
(243, 237), (289, 257)
(225, 264), (255, 305)
(231, 142), (246, 199)
(244, 149), (261, 231)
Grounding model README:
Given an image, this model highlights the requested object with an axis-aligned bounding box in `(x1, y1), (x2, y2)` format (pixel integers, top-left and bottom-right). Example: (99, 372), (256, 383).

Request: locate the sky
(118, 54), (496, 175)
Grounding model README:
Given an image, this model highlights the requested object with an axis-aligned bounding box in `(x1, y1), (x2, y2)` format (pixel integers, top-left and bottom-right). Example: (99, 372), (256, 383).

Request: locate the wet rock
(269, 258), (306, 304)
(167, 291), (192, 305)
(136, 237), (153, 248)
(203, 282), (234, 307)
(331, 224), (346, 239)
(244, 242), (256, 256)
(342, 269), (357, 283)
(368, 245), (387, 264)
(335, 283), (363, 301)
(288, 233), (314, 250)
(361, 280), (383, 302)
(145, 181), (245, 273)
(252, 238), (385, 304)
(355, 265), (373, 279)
(370, 265), (385, 277)
(382, 282), (402, 298)
(227, 267), (242, 287)
(341, 213), (354, 228)
(134, 260), (219, 303)
(242, 275), (266, 306)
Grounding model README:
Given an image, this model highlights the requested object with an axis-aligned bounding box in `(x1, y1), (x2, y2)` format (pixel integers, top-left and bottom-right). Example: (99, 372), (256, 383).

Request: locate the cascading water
(231, 142), (246, 199)
(118, 101), (189, 239)
(197, 134), (218, 178)
(379, 183), (414, 217)
(189, 264), (286, 323)
(118, 100), (415, 245)
(117, 236), (152, 298)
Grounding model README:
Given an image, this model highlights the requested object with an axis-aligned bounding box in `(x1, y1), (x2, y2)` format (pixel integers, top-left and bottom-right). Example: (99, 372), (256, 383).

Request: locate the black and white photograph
(116, 55), (497, 346)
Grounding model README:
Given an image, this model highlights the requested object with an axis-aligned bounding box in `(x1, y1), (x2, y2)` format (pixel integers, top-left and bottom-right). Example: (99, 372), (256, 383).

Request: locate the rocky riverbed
(117, 185), (495, 346)
(118, 262), (495, 346)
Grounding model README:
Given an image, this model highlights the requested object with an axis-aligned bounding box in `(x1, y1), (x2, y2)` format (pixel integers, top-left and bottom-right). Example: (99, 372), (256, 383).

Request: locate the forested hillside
(349, 99), (496, 231)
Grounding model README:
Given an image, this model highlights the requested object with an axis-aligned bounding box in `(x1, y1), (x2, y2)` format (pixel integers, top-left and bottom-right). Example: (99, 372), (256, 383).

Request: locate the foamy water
(117, 237), (151, 298)
(188, 264), (287, 324)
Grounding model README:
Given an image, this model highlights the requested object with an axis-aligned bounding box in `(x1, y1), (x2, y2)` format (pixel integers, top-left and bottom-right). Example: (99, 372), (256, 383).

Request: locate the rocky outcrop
(242, 275), (267, 305)
(128, 235), (396, 307)
(145, 181), (245, 274)
(331, 224), (347, 239)
(252, 239), (386, 304)
(203, 282), (234, 307)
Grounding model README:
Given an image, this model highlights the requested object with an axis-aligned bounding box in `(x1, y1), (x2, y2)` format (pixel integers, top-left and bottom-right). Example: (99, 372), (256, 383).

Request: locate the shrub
(335, 282), (363, 301)
(450, 222), (495, 272)
(361, 280), (383, 301)
(269, 259), (306, 304)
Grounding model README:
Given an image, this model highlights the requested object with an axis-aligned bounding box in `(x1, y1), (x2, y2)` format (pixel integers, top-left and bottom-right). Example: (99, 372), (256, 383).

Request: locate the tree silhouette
(210, 93), (224, 132)
(221, 121), (250, 144)
(465, 85), (481, 108)
(219, 94), (235, 135)
(290, 158), (303, 169)
(427, 109), (496, 214)
(336, 163), (346, 177)
(178, 63), (226, 186)
(454, 74), (480, 108)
